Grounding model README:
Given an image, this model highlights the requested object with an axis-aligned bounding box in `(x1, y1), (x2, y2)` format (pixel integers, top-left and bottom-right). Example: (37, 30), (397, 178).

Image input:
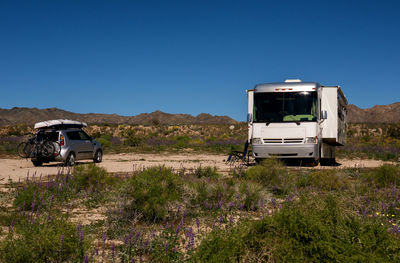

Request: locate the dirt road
(0, 153), (230, 183)
(0, 153), (395, 183)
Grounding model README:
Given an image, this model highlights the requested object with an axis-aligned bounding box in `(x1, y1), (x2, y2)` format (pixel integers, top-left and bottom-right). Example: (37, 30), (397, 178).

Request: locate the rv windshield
(253, 91), (318, 123)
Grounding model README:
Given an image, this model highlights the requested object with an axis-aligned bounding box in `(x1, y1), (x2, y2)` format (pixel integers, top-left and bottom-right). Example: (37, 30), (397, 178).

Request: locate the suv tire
(32, 159), (43, 167)
(65, 152), (76, 166)
(93, 150), (102, 163)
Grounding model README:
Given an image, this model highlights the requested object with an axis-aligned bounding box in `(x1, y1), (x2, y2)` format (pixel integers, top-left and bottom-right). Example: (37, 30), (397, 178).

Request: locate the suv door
(66, 130), (94, 160)
(76, 130), (94, 159)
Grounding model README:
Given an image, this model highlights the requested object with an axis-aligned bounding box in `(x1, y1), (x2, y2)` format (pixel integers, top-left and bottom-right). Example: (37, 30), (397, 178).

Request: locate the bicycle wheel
(40, 141), (55, 158)
(17, 142), (31, 158)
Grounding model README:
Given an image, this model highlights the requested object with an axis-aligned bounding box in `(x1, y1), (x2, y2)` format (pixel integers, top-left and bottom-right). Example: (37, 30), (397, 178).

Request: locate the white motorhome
(247, 80), (347, 164)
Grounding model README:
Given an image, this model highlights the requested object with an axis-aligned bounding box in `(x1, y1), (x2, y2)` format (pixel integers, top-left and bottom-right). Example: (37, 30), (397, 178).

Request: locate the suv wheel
(65, 152), (76, 166)
(32, 159), (43, 167)
(93, 150), (102, 163)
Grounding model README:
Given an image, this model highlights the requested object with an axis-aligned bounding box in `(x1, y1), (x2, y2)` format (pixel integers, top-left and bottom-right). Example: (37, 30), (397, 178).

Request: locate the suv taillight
(60, 135), (65, 146)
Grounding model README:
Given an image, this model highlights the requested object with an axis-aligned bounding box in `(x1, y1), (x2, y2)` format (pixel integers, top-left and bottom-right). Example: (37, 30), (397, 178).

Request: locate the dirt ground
(0, 153), (396, 184)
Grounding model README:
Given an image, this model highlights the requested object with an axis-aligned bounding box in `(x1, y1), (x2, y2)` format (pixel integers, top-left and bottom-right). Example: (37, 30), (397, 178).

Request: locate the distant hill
(1, 103), (399, 126)
(0, 107), (238, 126)
(347, 102), (400, 123)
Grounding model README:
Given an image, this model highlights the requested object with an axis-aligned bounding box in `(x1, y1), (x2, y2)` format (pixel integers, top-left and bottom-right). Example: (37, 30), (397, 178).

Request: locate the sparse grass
(72, 163), (115, 191)
(0, 210), (89, 262)
(2, 123), (400, 161)
(194, 166), (220, 178)
(244, 158), (295, 196)
(3, 161), (400, 262)
(338, 123), (400, 161)
(194, 194), (400, 262)
(364, 164), (400, 188)
(297, 169), (349, 191)
(121, 166), (183, 222)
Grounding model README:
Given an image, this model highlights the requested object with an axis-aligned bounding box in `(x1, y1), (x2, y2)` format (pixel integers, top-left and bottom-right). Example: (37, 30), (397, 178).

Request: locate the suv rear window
(37, 130), (59, 142)
(46, 131), (59, 142)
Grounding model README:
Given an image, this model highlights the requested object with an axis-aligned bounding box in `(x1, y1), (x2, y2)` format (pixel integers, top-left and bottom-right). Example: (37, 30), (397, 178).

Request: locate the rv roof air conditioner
(284, 79), (302, 83)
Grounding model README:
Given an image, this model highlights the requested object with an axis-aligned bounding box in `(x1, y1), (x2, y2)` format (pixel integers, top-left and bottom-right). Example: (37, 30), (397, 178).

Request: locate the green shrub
(238, 182), (263, 210)
(194, 194), (400, 262)
(148, 226), (184, 262)
(123, 166), (183, 222)
(193, 224), (246, 262)
(366, 164), (400, 188)
(194, 166), (220, 178)
(13, 183), (47, 211)
(244, 159), (294, 196)
(191, 179), (235, 211)
(124, 134), (142, 147)
(97, 137), (111, 149)
(72, 164), (115, 191)
(245, 159), (286, 186)
(173, 136), (190, 149)
(0, 215), (88, 263)
(387, 125), (400, 139)
(296, 170), (349, 191)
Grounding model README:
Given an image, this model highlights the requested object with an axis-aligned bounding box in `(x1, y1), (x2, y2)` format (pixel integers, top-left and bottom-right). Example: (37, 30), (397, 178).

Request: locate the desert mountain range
(347, 102), (400, 123)
(0, 107), (237, 126)
(0, 103), (399, 126)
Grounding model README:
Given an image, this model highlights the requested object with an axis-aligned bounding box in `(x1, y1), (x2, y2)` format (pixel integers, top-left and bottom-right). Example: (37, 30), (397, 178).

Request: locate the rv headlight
(252, 138), (262, 144)
(305, 137), (317, 144)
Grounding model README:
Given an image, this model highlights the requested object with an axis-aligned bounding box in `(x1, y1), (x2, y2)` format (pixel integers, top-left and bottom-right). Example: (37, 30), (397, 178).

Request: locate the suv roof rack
(34, 119), (88, 129)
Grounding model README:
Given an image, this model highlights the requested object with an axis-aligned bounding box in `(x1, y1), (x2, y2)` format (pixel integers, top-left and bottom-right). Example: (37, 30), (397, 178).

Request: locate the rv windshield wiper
(295, 121), (300, 126)
(266, 122), (270, 126)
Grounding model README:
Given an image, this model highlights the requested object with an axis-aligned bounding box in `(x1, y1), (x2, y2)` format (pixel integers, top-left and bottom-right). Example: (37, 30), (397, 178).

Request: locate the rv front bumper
(252, 144), (318, 159)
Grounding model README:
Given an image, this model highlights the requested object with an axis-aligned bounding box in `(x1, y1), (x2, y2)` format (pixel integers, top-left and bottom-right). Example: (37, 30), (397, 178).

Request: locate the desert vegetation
(1, 160), (400, 262)
(0, 124), (247, 157)
(1, 122), (400, 261)
(1, 123), (400, 161)
(338, 123), (400, 161)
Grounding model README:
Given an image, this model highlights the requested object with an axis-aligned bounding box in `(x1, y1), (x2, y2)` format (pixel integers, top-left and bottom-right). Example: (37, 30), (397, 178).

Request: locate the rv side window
(338, 106), (345, 121)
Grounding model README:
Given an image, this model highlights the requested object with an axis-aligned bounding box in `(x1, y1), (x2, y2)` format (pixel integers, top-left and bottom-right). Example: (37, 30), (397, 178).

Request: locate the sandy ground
(0, 153), (230, 183)
(0, 153), (397, 183)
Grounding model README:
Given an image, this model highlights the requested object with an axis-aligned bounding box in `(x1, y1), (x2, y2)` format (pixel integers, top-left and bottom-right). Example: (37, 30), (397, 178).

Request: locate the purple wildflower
(112, 243), (115, 260)
(77, 223), (83, 243)
(185, 227), (195, 250)
(60, 234), (64, 251)
(165, 242), (169, 256)
(196, 218), (200, 230)
(176, 224), (181, 235)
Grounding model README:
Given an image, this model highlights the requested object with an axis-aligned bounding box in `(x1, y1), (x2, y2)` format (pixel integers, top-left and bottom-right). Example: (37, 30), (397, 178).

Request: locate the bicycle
(17, 135), (60, 159)
(226, 141), (252, 166)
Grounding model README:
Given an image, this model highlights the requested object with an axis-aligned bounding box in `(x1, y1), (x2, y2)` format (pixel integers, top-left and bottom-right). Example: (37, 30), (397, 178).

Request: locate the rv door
(247, 89), (254, 143)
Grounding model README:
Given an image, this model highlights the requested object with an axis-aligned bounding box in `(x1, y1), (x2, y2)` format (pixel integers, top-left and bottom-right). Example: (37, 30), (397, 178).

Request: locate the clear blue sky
(1, 0), (399, 121)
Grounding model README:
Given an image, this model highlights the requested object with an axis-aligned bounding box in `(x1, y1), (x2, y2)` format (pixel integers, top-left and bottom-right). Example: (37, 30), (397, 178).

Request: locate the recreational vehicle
(247, 80), (347, 164)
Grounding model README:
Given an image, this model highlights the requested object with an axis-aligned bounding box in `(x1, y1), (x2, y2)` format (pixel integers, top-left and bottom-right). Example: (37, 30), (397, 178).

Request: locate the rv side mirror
(247, 113), (253, 124)
(321, 110), (328, 120)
